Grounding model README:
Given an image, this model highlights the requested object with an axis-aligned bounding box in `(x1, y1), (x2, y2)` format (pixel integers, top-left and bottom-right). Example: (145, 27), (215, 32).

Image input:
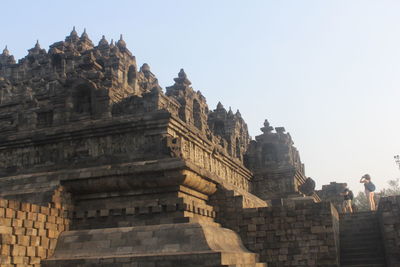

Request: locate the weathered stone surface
(0, 198), (69, 267)
(377, 195), (400, 266)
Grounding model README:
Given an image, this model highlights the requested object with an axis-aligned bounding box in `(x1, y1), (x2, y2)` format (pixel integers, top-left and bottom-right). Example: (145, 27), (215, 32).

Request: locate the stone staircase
(340, 211), (386, 267)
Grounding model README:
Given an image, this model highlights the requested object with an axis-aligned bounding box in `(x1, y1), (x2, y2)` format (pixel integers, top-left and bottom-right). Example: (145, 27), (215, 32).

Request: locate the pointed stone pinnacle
(2, 45), (9, 56)
(81, 28), (89, 39)
(98, 35), (109, 46)
(70, 26), (77, 36)
(117, 34), (126, 48)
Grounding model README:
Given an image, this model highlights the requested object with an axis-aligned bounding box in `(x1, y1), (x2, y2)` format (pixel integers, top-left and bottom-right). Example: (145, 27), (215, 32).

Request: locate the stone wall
(317, 182), (350, 213)
(377, 195), (400, 266)
(0, 198), (69, 267)
(216, 197), (339, 267)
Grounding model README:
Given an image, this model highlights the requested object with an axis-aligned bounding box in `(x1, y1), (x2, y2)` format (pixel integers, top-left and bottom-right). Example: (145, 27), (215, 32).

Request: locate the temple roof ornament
(81, 28), (89, 39)
(275, 127), (286, 134)
(117, 34), (126, 49)
(28, 40), (44, 55)
(140, 63), (150, 72)
(98, 35), (109, 47)
(34, 40), (41, 49)
(65, 26), (79, 43)
(227, 107), (234, 117)
(260, 119), (273, 134)
(70, 26), (78, 37)
(2, 45), (9, 56)
(173, 69), (191, 86)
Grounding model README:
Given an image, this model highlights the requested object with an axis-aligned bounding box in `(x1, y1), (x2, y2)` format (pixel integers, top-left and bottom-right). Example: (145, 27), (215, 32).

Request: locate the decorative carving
(299, 177), (316, 196)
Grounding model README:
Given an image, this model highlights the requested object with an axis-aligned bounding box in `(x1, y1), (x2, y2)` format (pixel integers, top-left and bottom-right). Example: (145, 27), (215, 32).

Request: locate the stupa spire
(2, 45), (9, 56)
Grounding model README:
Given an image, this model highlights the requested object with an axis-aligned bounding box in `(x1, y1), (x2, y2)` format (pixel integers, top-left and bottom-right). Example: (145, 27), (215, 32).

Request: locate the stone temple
(0, 28), (399, 267)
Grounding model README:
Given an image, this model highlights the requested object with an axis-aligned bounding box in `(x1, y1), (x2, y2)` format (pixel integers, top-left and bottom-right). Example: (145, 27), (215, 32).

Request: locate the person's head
(362, 174), (371, 181)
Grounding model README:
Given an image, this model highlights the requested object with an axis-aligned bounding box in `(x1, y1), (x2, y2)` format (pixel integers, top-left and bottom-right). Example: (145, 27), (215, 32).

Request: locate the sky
(1, 1), (399, 193)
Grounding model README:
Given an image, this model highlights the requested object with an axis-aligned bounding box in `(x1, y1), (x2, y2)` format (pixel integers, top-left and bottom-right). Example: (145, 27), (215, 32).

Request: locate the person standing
(341, 183), (353, 214)
(360, 174), (376, 211)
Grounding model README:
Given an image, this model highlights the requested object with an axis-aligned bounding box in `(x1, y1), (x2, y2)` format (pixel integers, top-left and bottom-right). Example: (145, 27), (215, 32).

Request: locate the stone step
(43, 252), (260, 267)
(340, 211), (376, 217)
(341, 247), (385, 256)
(340, 236), (381, 242)
(340, 222), (379, 227)
(340, 235), (382, 244)
(341, 264), (386, 267)
(340, 218), (379, 223)
(42, 223), (266, 267)
(340, 220), (379, 225)
(341, 251), (385, 259)
(42, 252), (267, 267)
(341, 257), (386, 266)
(340, 237), (382, 245)
(340, 215), (378, 222)
(339, 212), (386, 267)
(340, 243), (382, 251)
(225, 264), (267, 267)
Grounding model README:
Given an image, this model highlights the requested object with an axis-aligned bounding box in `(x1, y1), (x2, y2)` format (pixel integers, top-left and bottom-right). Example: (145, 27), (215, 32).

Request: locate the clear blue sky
(1, 1), (400, 193)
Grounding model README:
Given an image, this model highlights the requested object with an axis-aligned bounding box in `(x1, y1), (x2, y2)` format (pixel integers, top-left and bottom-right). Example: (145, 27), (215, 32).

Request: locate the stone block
(20, 203), (31, 212)
(12, 218), (23, 228)
(30, 257), (41, 264)
(26, 228), (38, 236)
(5, 209), (15, 218)
(23, 219), (34, 228)
(0, 255), (11, 264)
(11, 245), (26, 257)
(27, 246), (36, 257)
(0, 199), (8, 208)
(37, 214), (47, 223)
(17, 235), (30, 246)
(0, 218), (12, 226)
(0, 244), (10, 256)
(36, 247), (47, 258)
(0, 226), (13, 235)
(7, 200), (20, 211)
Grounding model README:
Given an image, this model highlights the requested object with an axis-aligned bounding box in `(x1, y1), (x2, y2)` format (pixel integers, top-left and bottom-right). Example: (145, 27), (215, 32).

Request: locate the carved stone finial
(140, 63), (151, 78)
(28, 40), (42, 55)
(261, 119), (273, 134)
(2, 45), (9, 56)
(141, 63), (150, 72)
(117, 34), (126, 48)
(70, 26), (78, 37)
(35, 40), (40, 49)
(227, 107), (234, 117)
(178, 69), (186, 78)
(98, 35), (109, 47)
(173, 68), (191, 86)
(236, 109), (242, 117)
(65, 26), (79, 43)
(275, 127), (286, 134)
(216, 102), (224, 110)
(81, 28), (89, 39)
